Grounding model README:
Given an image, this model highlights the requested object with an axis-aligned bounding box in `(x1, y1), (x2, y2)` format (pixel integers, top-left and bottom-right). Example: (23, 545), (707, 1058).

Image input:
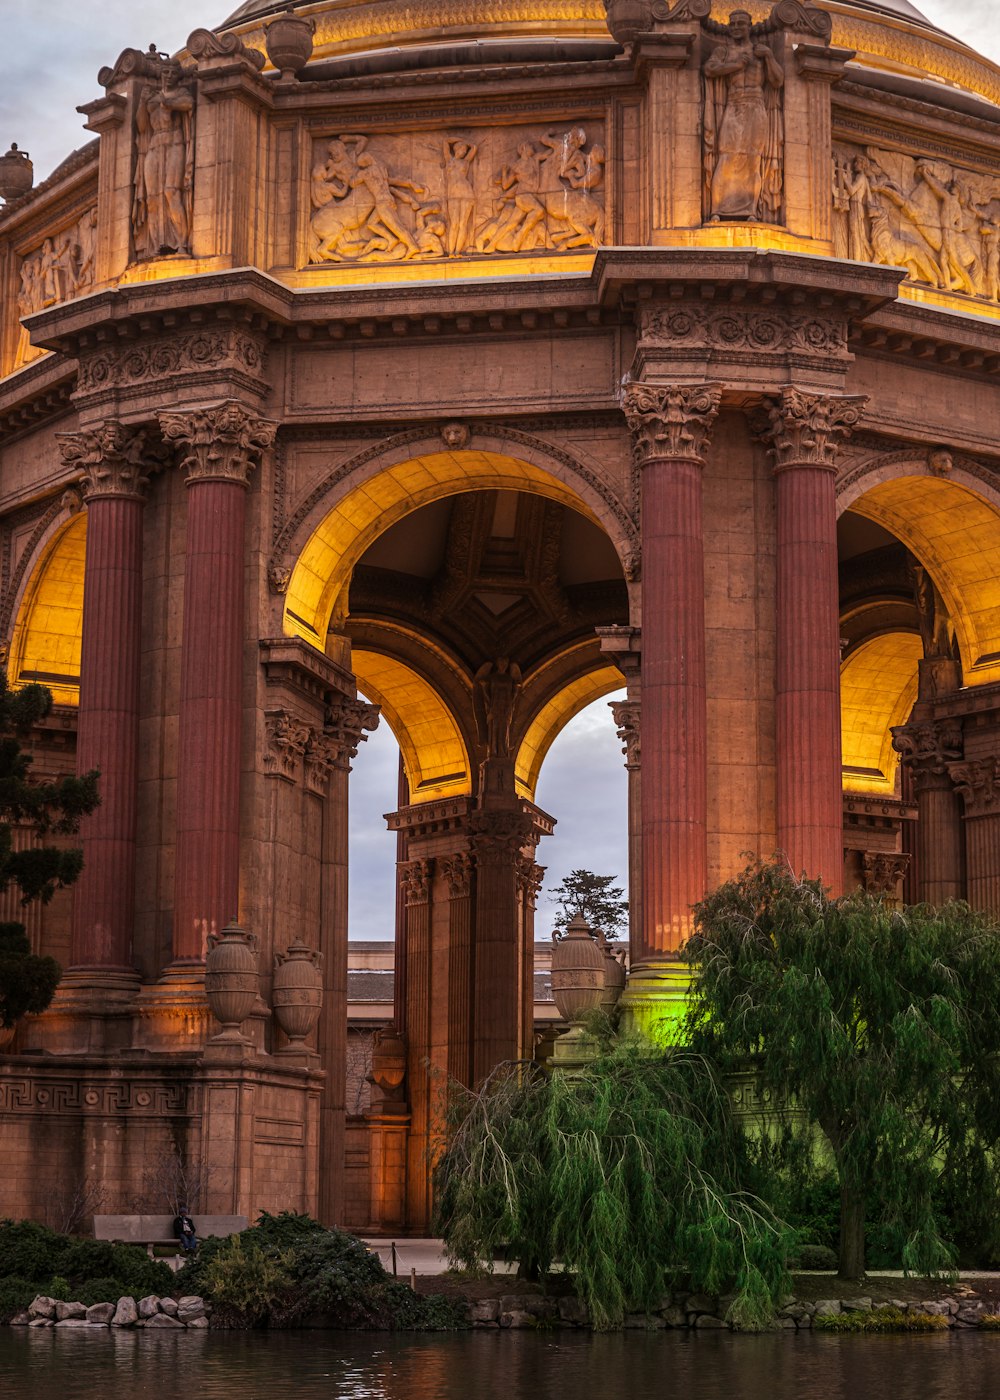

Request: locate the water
(2, 1327), (1000, 1400)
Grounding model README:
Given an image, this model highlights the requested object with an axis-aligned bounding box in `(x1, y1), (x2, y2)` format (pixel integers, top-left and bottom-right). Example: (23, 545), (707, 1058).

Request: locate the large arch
(515, 651), (625, 800)
(840, 632), (923, 795)
(9, 512), (87, 706)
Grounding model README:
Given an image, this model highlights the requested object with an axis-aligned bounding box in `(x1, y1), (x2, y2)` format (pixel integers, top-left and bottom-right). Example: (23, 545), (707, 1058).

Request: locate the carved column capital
(516, 855), (545, 907)
(761, 388), (868, 472)
(621, 382), (722, 466)
(440, 852), (473, 899)
(56, 421), (153, 501)
(892, 719), (963, 792)
(400, 858), (434, 905)
(263, 708), (312, 783)
(861, 850), (910, 896)
(609, 698), (641, 771)
(468, 809), (536, 862)
(948, 757), (1000, 816)
(158, 401), (278, 486)
(323, 696), (380, 772)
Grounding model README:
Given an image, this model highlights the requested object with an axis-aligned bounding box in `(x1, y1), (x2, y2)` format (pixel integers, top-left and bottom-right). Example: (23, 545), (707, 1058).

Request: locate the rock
(144, 1313), (183, 1329)
(469, 1301), (500, 1324)
(138, 1296), (161, 1319)
(778, 1316), (798, 1329)
(958, 1306), (984, 1325)
(55, 1318), (92, 1328)
(813, 1299), (841, 1317)
(695, 1314), (728, 1329)
(28, 1297), (57, 1320)
(624, 1313), (666, 1330)
(522, 1297), (558, 1321)
(186, 1317), (209, 1329)
(28, 1318), (53, 1328)
(840, 1297), (872, 1312)
(177, 1296), (204, 1312)
(86, 1303), (115, 1325)
(799, 1302), (817, 1316)
(112, 1297), (138, 1327)
(10, 1312), (31, 1326)
(55, 1301), (87, 1321)
(499, 1310), (536, 1329)
(685, 1294), (717, 1314)
(159, 1298), (179, 1317)
(779, 1304), (809, 1322)
(920, 1301), (948, 1316)
(558, 1297), (589, 1326)
(176, 1300), (206, 1323)
(661, 1306), (688, 1328)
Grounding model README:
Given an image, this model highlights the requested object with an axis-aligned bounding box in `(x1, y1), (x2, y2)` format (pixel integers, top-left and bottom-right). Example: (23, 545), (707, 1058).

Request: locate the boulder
(685, 1294), (717, 1314)
(28, 1297), (57, 1320)
(27, 1318), (53, 1328)
(695, 1314), (728, 1329)
(661, 1306), (689, 1328)
(840, 1297), (872, 1312)
(112, 1297), (139, 1327)
(469, 1300), (500, 1324)
(499, 1309), (536, 1329)
(813, 1299), (841, 1317)
(55, 1301), (87, 1321)
(144, 1313), (183, 1329)
(86, 1303), (115, 1325)
(625, 1313), (666, 1330)
(138, 1295), (161, 1319)
(9, 1312), (31, 1326)
(159, 1298), (179, 1317)
(176, 1298), (206, 1323)
(558, 1297), (589, 1326)
(55, 1318), (92, 1328)
(186, 1317), (209, 1329)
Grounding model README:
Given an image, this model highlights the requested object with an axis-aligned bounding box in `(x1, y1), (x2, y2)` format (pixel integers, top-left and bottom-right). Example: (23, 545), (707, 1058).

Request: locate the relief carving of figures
(308, 124), (606, 266)
(912, 564), (952, 661)
(833, 145), (1000, 304)
(15, 208), (99, 366)
(703, 11), (784, 223)
(132, 59), (195, 259)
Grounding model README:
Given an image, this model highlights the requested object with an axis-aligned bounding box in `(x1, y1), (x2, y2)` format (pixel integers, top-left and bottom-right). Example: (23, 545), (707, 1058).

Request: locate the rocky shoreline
(10, 1294), (210, 1330)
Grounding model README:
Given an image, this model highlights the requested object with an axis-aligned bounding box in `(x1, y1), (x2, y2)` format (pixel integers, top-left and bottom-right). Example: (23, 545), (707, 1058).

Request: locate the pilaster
(891, 719), (964, 906)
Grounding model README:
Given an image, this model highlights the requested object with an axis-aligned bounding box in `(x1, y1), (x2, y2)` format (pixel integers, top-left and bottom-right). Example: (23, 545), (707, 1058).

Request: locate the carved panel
(640, 306), (848, 360)
(77, 330), (267, 396)
(949, 757), (1000, 816)
(15, 207), (98, 368)
(0, 1078), (189, 1115)
(263, 708), (312, 783)
(307, 123), (606, 266)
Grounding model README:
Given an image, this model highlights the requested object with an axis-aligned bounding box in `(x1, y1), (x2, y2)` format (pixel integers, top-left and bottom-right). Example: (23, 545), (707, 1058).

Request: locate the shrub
(814, 1306), (948, 1333)
(0, 1217), (172, 1304)
(196, 1236), (297, 1329)
(793, 1245), (838, 1272)
(0, 1276), (36, 1323)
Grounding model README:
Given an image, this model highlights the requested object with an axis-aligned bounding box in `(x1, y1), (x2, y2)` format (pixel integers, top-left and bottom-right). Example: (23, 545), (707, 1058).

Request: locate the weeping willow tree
(434, 1044), (795, 1329)
(685, 862), (1000, 1282)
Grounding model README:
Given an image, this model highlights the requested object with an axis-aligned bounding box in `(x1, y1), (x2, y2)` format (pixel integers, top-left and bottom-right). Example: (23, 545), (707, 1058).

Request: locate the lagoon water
(2, 1327), (999, 1400)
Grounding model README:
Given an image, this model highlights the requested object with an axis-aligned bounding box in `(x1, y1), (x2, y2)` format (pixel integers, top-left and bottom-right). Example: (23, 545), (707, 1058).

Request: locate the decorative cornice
(158, 401), (278, 487)
(609, 698), (640, 771)
(762, 388), (868, 472)
(56, 421), (153, 501)
(620, 382), (722, 467)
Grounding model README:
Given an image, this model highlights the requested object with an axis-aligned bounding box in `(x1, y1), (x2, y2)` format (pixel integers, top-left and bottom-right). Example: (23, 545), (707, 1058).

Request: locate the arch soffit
(837, 453), (1000, 685)
(514, 642), (626, 800)
(840, 632), (922, 796)
(9, 511), (88, 706)
(274, 427), (638, 647)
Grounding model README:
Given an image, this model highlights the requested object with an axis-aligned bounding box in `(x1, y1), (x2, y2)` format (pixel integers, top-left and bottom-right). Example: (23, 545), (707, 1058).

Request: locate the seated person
(173, 1207), (198, 1253)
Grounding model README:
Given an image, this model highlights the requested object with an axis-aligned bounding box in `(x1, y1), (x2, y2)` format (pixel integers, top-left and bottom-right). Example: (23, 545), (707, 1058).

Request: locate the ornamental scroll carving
(15, 208), (98, 367)
(77, 330), (267, 395)
(263, 709), (312, 782)
(308, 124), (606, 265)
(56, 421), (154, 501)
(891, 719), (963, 793)
(158, 402), (278, 485)
(833, 145), (1000, 305)
(400, 858), (434, 904)
(263, 699), (379, 790)
(639, 305), (848, 360)
(609, 698), (640, 771)
(440, 852), (473, 899)
(621, 383), (722, 466)
(861, 851), (909, 896)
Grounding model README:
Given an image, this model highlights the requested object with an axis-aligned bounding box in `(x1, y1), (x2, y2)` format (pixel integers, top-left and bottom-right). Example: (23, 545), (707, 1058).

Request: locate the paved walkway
(360, 1237), (517, 1277)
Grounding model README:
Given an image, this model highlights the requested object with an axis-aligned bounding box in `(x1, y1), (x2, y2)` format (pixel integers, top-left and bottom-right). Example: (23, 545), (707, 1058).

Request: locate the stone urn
(603, 0), (653, 46)
(0, 1022), (15, 1052)
(265, 9), (316, 81)
(551, 914), (607, 1024)
(0, 145), (33, 202)
(273, 939), (324, 1048)
(599, 936), (627, 1012)
(369, 1025), (407, 1109)
(205, 923), (259, 1042)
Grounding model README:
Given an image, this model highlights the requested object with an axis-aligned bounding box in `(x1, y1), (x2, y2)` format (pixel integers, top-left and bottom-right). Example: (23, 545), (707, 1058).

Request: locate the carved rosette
(56, 421), (152, 501)
(440, 852), (473, 899)
(892, 720), (963, 792)
(861, 851), (910, 896)
(400, 858), (434, 905)
(763, 388), (868, 472)
(263, 708), (312, 782)
(609, 698), (640, 771)
(621, 382), (723, 466)
(157, 401), (278, 486)
(948, 757), (1000, 816)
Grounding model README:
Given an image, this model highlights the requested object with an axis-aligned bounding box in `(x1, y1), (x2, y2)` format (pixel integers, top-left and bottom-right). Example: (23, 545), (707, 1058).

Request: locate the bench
(93, 1214), (248, 1262)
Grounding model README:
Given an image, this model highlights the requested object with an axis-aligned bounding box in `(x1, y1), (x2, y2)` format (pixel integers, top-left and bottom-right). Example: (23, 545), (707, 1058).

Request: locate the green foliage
(793, 1245), (838, 1272)
(549, 869), (629, 937)
(814, 1306), (948, 1333)
(179, 1212), (466, 1331)
(0, 1276), (36, 1323)
(0, 673), (100, 1028)
(435, 1043), (796, 1329)
(0, 1218), (172, 1304)
(685, 862), (1000, 1280)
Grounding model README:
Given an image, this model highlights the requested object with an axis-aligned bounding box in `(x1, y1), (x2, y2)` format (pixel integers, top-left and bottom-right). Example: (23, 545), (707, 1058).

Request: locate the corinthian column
(158, 402), (277, 969)
(892, 720), (963, 905)
(621, 383), (721, 961)
(764, 389), (866, 893)
(56, 422), (150, 990)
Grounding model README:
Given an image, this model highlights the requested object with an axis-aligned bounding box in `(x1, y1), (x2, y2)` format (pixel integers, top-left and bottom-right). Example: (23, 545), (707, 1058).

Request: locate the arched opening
(9, 513), (86, 705)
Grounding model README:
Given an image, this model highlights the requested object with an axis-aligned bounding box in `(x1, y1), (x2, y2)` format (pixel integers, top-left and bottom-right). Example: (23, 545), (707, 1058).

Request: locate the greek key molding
(158, 401), (278, 486)
(0, 1077), (189, 1115)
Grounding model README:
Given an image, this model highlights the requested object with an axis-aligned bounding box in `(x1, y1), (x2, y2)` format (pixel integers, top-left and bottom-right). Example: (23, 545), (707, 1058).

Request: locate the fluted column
(764, 389), (866, 893)
(610, 697), (641, 957)
(948, 756), (1000, 914)
(57, 423), (150, 987)
(892, 720), (964, 906)
(470, 809), (534, 1082)
(622, 383), (721, 958)
(158, 402), (277, 968)
(401, 857), (434, 1228)
(441, 852), (473, 1087)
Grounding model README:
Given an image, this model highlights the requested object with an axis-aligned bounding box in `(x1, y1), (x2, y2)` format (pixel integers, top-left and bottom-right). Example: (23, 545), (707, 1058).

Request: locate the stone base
(619, 959), (693, 1042)
(549, 1024), (600, 1074)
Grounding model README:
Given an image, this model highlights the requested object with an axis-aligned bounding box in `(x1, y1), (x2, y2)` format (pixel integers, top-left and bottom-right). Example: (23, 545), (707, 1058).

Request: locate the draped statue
(132, 61), (195, 259)
(703, 10), (784, 223)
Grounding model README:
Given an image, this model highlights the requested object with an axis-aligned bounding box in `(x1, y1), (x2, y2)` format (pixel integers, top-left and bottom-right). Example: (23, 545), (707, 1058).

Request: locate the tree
(549, 868), (628, 937)
(0, 672), (99, 1028)
(685, 861), (1000, 1281)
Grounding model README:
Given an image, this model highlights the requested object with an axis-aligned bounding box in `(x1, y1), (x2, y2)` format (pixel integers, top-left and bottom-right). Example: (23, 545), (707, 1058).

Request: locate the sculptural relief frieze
(833, 145), (1000, 305)
(308, 124), (606, 265)
(15, 208), (98, 367)
(76, 330), (266, 396)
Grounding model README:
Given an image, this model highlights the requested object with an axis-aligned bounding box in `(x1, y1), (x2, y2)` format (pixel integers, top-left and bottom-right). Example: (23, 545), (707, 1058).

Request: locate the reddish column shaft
(71, 495), (144, 970)
(918, 779), (964, 906)
(472, 847), (520, 1082)
(172, 479), (246, 962)
(639, 457), (707, 958)
(775, 464), (843, 893)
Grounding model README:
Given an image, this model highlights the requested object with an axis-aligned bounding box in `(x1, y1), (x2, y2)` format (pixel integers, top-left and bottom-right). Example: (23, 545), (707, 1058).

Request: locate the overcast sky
(2, 0), (997, 937)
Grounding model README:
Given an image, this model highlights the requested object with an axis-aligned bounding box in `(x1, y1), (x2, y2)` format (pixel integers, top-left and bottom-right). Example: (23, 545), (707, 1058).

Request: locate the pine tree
(549, 868), (628, 937)
(0, 672), (99, 1028)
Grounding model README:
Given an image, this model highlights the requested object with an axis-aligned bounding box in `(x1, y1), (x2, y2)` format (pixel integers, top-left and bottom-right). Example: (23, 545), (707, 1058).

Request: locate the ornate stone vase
(265, 10), (316, 80)
(369, 1025), (407, 1107)
(0, 1022), (15, 1051)
(0, 145), (33, 202)
(603, 0), (652, 46)
(205, 923), (259, 1042)
(551, 914), (607, 1024)
(273, 939), (324, 1047)
(599, 938), (627, 1012)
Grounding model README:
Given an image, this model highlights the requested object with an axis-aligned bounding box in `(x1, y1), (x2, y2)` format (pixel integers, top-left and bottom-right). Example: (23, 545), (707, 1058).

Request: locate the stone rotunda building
(1, 0), (1000, 1231)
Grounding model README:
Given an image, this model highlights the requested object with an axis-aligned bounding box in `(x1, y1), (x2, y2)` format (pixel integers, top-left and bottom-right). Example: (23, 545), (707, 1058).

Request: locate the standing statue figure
(132, 60), (195, 259)
(473, 657), (523, 762)
(913, 564), (952, 661)
(703, 10), (784, 223)
(442, 138), (478, 257)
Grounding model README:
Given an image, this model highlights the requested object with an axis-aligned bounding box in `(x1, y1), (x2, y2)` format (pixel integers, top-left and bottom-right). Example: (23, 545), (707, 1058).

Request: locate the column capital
(761, 388), (868, 472)
(158, 400), (278, 486)
(440, 852), (473, 899)
(324, 696), (380, 772)
(56, 420), (153, 502)
(516, 854), (545, 907)
(609, 698), (641, 772)
(948, 757), (1000, 816)
(620, 381), (722, 467)
(892, 719), (963, 791)
(861, 850), (910, 896)
(400, 858), (434, 905)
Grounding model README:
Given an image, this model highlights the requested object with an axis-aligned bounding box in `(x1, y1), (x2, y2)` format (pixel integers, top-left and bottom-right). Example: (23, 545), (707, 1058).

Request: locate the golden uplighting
(848, 475), (1000, 685)
(9, 514), (86, 706)
(841, 631), (922, 794)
